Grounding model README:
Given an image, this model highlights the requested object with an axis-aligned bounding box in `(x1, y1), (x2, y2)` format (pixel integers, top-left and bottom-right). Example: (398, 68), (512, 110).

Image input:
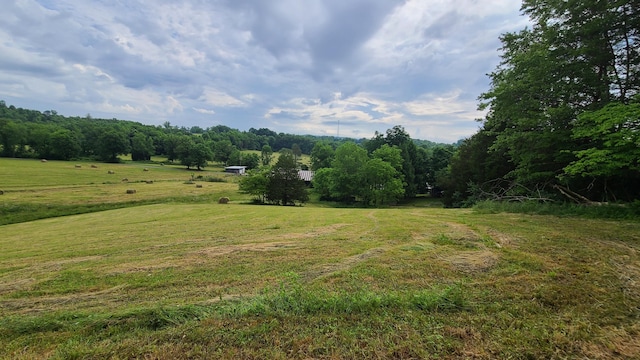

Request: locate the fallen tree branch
(473, 179), (555, 203)
(552, 184), (612, 206)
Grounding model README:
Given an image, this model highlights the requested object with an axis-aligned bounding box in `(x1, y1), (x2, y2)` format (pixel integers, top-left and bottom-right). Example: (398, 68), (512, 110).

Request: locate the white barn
(225, 166), (247, 175)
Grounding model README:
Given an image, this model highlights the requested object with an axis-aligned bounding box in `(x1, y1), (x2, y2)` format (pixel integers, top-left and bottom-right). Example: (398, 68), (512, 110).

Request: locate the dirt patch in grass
(110, 242), (302, 273)
(308, 223), (352, 235)
(610, 257), (640, 302)
(268, 223), (352, 241)
(443, 222), (482, 241)
(197, 242), (300, 257)
(442, 326), (489, 358)
(0, 285), (129, 314)
(443, 250), (499, 273)
(0, 278), (37, 294)
(107, 263), (177, 274)
(198, 293), (252, 304)
(48, 255), (105, 265)
(581, 324), (640, 359)
(303, 247), (386, 281)
(484, 228), (516, 248)
(0, 256), (106, 293)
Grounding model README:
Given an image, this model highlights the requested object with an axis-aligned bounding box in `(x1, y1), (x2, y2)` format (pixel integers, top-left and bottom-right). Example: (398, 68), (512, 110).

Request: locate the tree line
(0, 102), (455, 207)
(0, 101), (354, 168)
(438, 0), (640, 206)
(240, 125), (456, 206)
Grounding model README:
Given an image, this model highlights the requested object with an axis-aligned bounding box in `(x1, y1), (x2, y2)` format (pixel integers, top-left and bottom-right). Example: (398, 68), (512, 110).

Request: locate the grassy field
(1, 158), (639, 359)
(0, 158), (247, 225)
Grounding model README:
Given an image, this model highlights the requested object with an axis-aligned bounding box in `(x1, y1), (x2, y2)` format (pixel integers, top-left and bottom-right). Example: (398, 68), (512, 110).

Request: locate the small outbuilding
(225, 166), (247, 175)
(298, 170), (314, 185)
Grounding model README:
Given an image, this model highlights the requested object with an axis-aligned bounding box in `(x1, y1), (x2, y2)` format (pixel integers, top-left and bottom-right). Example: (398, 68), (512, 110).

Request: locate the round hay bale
(218, 197), (230, 204)
(41, 159), (47, 162)
(91, 164), (98, 168)
(108, 170), (115, 174)
(145, 180), (154, 184)
(75, 164), (82, 168)
(126, 189), (137, 194)
(0, 190), (4, 195)
(143, 168), (149, 172)
(121, 178), (128, 182)
(196, 184), (203, 188)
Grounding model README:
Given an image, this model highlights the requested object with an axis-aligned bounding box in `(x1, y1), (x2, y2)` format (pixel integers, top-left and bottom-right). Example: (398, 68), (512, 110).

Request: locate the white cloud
(403, 91), (481, 120)
(0, 0), (530, 143)
(193, 107), (216, 115)
(72, 64), (115, 83)
(199, 88), (246, 107)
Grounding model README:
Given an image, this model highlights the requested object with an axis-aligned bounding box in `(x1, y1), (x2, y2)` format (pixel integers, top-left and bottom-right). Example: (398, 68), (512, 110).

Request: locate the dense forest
(0, 100), (344, 163)
(438, 0), (640, 206)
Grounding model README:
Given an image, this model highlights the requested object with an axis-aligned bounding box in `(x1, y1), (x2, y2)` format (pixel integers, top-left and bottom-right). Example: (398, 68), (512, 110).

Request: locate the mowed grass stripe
(0, 204), (482, 313)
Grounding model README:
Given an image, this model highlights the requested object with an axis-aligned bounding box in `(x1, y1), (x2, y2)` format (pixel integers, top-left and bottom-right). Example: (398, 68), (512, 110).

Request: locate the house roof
(298, 170), (314, 182)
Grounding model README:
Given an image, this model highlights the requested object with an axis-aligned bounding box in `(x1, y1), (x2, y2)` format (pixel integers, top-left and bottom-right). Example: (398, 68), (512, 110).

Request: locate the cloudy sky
(1, 0), (529, 143)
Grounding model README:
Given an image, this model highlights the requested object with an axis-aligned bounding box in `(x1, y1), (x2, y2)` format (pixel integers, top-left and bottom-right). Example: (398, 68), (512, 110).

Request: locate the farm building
(298, 170), (314, 185)
(225, 166), (247, 175)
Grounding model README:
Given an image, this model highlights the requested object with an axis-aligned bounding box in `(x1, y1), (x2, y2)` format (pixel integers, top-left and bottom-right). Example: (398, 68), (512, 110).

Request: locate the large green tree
(213, 140), (236, 165)
(310, 141), (335, 170)
(437, 130), (513, 207)
(260, 144), (273, 166)
(49, 129), (81, 160)
(0, 119), (25, 157)
(228, 150), (260, 170)
(327, 142), (369, 202)
(359, 158), (405, 206)
(563, 99), (640, 200)
(28, 124), (55, 159)
(457, 0), (640, 203)
(96, 128), (130, 162)
(312, 142), (405, 206)
(364, 126), (424, 198)
(130, 132), (155, 161)
(239, 167), (270, 203)
(265, 152), (308, 205)
(176, 138), (213, 170)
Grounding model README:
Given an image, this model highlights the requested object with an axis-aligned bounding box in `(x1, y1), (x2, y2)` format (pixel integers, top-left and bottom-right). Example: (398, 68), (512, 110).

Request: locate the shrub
(203, 176), (226, 183)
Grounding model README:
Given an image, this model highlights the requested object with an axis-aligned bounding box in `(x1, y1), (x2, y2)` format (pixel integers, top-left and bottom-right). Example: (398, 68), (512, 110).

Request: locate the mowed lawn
(0, 158), (248, 225)
(0, 158), (243, 205)
(0, 158), (639, 359)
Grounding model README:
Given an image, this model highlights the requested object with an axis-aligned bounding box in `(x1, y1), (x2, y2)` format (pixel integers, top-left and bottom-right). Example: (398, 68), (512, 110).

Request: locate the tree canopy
(440, 0), (640, 205)
(312, 141), (406, 206)
(239, 153), (308, 206)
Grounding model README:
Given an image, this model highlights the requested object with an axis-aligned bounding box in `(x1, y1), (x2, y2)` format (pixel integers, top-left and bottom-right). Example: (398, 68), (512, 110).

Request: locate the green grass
(0, 158), (247, 225)
(473, 199), (640, 219)
(0, 158), (639, 359)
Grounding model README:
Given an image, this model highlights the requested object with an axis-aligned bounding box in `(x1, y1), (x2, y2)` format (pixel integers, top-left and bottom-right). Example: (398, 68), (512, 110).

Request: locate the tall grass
(473, 199), (640, 219)
(0, 193), (226, 225)
(0, 273), (465, 346)
(223, 273), (466, 317)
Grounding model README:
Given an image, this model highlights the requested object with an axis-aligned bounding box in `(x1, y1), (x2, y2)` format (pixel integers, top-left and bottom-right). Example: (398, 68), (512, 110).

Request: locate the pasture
(0, 158), (639, 359)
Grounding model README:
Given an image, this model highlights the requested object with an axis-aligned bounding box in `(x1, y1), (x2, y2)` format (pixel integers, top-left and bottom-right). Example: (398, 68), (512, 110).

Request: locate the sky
(0, 0), (530, 143)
